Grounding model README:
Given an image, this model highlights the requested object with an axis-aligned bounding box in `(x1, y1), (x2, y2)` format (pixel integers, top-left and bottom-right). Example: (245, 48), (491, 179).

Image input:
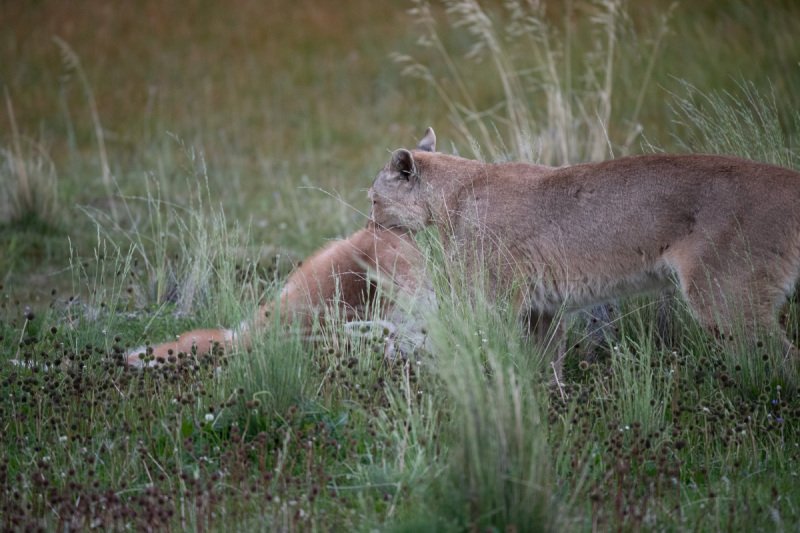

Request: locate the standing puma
(369, 128), (800, 378)
(126, 225), (428, 367)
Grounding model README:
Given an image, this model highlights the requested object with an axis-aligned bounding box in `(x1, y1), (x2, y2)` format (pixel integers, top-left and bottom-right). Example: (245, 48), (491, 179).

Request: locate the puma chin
(369, 127), (800, 381)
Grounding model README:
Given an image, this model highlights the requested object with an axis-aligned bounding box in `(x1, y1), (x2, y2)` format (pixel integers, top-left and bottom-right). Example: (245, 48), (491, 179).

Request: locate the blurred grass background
(3, 2), (800, 530)
(3, 0), (800, 298)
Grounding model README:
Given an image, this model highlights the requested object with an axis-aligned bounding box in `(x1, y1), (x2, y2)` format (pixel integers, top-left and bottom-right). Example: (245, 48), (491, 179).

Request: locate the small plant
(1, 91), (60, 228)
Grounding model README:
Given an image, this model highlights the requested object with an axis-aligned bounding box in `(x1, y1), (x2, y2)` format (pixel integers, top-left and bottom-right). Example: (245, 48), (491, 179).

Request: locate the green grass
(2, 0), (800, 530)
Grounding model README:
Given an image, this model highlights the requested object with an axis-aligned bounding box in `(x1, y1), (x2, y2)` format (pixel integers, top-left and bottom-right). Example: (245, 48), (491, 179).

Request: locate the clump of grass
(1, 91), (60, 228)
(78, 143), (255, 326)
(389, 234), (562, 530)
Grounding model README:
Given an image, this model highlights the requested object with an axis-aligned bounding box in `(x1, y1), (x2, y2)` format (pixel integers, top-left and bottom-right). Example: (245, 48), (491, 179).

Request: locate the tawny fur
(126, 226), (426, 367)
(370, 128), (800, 379)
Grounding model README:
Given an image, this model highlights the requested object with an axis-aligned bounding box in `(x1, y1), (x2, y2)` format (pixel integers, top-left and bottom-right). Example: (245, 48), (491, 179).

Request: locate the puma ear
(391, 149), (415, 179)
(417, 127), (436, 152)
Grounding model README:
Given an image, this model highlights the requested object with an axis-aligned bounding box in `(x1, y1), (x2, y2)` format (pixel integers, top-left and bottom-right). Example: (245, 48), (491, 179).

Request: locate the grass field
(2, 0), (800, 530)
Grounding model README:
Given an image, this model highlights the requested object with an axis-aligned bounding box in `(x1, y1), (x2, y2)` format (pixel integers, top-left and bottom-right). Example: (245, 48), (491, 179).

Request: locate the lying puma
(125, 225), (428, 367)
(369, 128), (800, 378)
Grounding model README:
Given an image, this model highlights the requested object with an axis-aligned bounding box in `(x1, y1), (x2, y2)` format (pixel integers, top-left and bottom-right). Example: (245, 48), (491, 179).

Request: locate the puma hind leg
(673, 251), (800, 377)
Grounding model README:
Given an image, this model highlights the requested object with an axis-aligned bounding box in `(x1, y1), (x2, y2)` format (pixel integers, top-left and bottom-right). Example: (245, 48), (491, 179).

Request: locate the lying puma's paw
(125, 328), (236, 369)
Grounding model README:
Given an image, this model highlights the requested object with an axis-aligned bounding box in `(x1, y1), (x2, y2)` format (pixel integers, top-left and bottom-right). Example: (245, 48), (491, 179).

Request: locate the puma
(125, 225), (429, 367)
(369, 128), (800, 379)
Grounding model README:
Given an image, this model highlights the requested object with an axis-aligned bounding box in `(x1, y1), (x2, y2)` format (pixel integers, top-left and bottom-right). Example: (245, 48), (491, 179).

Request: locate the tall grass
(671, 79), (800, 168)
(1, 91), (60, 227)
(328, 227), (564, 530)
(54, 37), (117, 221)
(417, 245), (561, 530)
(395, 0), (673, 164)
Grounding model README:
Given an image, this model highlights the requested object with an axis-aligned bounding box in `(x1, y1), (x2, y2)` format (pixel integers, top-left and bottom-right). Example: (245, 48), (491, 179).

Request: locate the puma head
(369, 127), (436, 231)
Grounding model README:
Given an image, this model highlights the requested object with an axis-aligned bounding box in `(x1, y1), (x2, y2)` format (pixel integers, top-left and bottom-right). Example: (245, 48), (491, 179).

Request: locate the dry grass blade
(53, 36), (117, 221)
